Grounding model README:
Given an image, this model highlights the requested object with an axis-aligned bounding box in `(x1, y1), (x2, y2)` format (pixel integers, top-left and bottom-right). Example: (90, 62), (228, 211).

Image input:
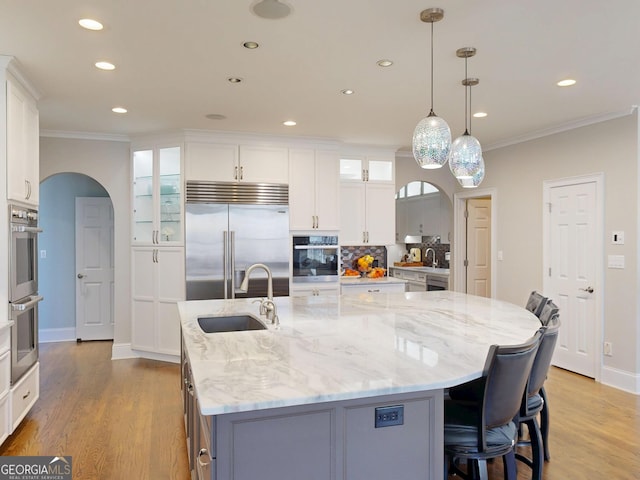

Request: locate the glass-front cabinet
(132, 145), (183, 245)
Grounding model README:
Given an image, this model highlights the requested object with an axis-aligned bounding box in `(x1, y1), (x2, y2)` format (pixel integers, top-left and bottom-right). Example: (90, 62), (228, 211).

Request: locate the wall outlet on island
(604, 342), (613, 357)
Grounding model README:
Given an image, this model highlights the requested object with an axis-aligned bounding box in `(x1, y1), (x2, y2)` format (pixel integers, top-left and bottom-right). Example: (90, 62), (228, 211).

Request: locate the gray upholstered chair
(516, 319), (560, 480)
(538, 299), (559, 326)
(525, 291), (548, 318)
(444, 330), (542, 480)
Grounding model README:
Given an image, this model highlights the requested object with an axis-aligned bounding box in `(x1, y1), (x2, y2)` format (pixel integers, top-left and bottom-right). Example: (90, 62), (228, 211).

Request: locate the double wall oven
(9, 204), (42, 384)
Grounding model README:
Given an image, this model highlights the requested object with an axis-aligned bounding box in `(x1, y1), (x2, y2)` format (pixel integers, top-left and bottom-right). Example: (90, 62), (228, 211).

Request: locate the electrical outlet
(604, 342), (613, 357)
(375, 405), (404, 428)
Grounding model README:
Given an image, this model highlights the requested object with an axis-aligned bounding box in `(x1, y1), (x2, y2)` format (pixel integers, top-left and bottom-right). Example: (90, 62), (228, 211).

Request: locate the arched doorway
(38, 173), (114, 342)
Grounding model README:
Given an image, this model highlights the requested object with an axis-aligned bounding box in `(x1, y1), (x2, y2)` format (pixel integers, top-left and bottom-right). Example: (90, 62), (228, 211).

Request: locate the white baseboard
(39, 327), (76, 343)
(601, 365), (640, 395)
(111, 343), (179, 364)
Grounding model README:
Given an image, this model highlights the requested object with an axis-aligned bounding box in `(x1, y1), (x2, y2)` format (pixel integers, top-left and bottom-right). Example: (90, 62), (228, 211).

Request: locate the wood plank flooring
(1, 341), (638, 479)
(0, 341), (189, 480)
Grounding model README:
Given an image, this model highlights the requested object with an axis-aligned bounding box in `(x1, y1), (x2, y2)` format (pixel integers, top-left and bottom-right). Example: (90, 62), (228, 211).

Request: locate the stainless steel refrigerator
(185, 181), (290, 300)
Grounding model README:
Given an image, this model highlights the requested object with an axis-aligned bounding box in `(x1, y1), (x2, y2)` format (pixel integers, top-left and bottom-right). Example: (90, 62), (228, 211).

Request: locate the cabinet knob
(77, 273), (86, 279)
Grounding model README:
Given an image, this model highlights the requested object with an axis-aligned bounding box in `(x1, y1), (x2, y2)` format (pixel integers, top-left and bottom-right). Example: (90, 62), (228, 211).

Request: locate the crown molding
(483, 107), (638, 152)
(40, 129), (131, 142)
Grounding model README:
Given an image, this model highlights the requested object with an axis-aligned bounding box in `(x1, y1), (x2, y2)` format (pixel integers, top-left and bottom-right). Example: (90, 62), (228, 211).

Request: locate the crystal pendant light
(450, 47), (482, 180)
(459, 156), (485, 188)
(413, 8), (451, 169)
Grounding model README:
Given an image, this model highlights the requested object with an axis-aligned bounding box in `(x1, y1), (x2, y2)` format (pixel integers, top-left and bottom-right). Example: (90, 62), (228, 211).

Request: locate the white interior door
(545, 178), (600, 378)
(466, 198), (491, 297)
(75, 197), (114, 340)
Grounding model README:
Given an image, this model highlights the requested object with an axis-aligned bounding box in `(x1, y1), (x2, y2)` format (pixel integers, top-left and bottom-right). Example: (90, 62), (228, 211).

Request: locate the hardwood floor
(0, 341), (189, 480)
(486, 366), (640, 480)
(1, 342), (638, 479)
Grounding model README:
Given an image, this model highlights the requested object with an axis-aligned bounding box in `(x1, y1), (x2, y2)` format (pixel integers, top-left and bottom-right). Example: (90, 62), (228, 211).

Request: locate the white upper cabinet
(339, 156), (394, 184)
(185, 142), (288, 184)
(132, 145), (183, 245)
(6, 73), (39, 206)
(339, 152), (396, 245)
(289, 148), (340, 231)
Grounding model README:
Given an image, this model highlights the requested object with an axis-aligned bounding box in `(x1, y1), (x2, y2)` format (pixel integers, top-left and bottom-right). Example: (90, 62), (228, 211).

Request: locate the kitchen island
(179, 291), (539, 480)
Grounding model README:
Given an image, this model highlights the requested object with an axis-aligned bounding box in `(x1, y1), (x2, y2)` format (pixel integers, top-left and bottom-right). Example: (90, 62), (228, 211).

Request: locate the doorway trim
(542, 172), (604, 383)
(453, 187), (498, 295)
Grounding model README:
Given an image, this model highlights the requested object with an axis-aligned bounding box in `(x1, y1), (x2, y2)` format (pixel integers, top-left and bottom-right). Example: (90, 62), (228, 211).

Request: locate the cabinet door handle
(234, 165), (238, 180)
(239, 165), (243, 180)
(22, 390), (31, 400)
(367, 289), (380, 293)
(25, 180), (31, 199)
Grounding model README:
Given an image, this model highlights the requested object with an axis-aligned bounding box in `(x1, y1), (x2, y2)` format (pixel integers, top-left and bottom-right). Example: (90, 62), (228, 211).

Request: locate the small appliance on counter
(409, 248), (422, 263)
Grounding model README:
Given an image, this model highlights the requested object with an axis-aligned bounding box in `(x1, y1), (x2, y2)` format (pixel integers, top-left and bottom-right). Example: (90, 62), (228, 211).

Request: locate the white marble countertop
(179, 291), (539, 416)
(339, 276), (407, 285)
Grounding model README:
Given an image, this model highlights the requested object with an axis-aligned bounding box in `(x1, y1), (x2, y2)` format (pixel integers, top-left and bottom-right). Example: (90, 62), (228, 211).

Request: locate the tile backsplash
(341, 246), (388, 270)
(405, 239), (450, 269)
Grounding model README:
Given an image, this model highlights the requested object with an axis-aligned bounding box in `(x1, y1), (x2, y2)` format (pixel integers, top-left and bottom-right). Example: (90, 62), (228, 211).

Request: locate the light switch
(40, 250), (46, 259)
(608, 255), (625, 269)
(497, 250), (503, 261)
(612, 231), (625, 245)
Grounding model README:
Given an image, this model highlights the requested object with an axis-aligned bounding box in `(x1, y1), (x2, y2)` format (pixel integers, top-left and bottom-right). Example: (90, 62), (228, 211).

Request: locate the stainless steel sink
(197, 314), (267, 333)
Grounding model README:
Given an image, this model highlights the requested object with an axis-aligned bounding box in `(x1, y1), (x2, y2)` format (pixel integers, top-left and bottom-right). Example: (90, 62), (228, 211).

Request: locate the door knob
(77, 273), (86, 279)
(579, 286), (594, 293)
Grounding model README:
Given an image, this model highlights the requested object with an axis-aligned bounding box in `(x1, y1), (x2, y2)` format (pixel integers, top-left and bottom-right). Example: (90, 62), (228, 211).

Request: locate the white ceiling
(1, 0), (639, 150)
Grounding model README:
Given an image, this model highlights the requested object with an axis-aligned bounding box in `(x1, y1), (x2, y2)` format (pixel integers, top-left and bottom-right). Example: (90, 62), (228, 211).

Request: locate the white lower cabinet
(11, 362), (39, 431)
(0, 392), (9, 445)
(289, 284), (340, 297)
(132, 247), (185, 357)
(341, 282), (406, 295)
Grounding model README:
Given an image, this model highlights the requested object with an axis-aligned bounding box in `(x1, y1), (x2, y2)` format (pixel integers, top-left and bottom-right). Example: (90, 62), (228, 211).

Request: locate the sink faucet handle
(262, 299), (279, 325)
(252, 298), (267, 315)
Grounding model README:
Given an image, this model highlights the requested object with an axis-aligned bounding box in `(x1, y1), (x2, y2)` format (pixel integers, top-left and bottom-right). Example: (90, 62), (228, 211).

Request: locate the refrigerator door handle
(230, 231), (236, 299)
(223, 231), (228, 299)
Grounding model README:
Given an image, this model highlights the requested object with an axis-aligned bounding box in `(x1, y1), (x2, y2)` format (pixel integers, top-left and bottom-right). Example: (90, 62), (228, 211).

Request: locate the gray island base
(179, 291), (540, 480)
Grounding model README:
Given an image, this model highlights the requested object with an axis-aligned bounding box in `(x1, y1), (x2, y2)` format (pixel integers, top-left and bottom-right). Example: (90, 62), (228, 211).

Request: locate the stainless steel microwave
(291, 236), (339, 283)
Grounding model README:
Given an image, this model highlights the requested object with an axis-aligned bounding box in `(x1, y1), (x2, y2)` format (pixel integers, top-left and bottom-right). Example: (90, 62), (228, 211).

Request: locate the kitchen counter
(390, 265), (450, 277)
(179, 292), (539, 480)
(339, 275), (407, 285)
(179, 291), (537, 415)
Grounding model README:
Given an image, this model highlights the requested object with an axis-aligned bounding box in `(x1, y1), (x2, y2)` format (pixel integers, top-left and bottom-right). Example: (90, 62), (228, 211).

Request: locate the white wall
(395, 112), (639, 390)
(39, 136), (131, 349)
(483, 113), (638, 386)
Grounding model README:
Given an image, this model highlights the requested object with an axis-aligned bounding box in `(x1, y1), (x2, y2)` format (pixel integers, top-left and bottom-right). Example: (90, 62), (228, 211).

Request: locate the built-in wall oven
(9, 204), (42, 384)
(292, 236), (339, 284)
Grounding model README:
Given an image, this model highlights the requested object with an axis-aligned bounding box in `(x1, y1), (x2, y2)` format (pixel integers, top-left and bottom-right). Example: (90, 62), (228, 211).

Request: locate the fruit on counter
(343, 268), (360, 277)
(355, 254), (375, 271)
(366, 267), (386, 278)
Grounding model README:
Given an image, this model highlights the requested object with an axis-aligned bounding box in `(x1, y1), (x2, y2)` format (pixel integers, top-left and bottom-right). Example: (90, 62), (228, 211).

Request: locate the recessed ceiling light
(283, 120), (297, 126)
(79, 18), (103, 31)
(227, 77), (243, 83)
(557, 79), (576, 87)
(473, 112), (488, 118)
(95, 61), (115, 71)
(341, 89), (355, 95)
(112, 107), (127, 114)
(243, 41), (259, 49)
(377, 59), (393, 67)
(206, 114), (227, 120)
